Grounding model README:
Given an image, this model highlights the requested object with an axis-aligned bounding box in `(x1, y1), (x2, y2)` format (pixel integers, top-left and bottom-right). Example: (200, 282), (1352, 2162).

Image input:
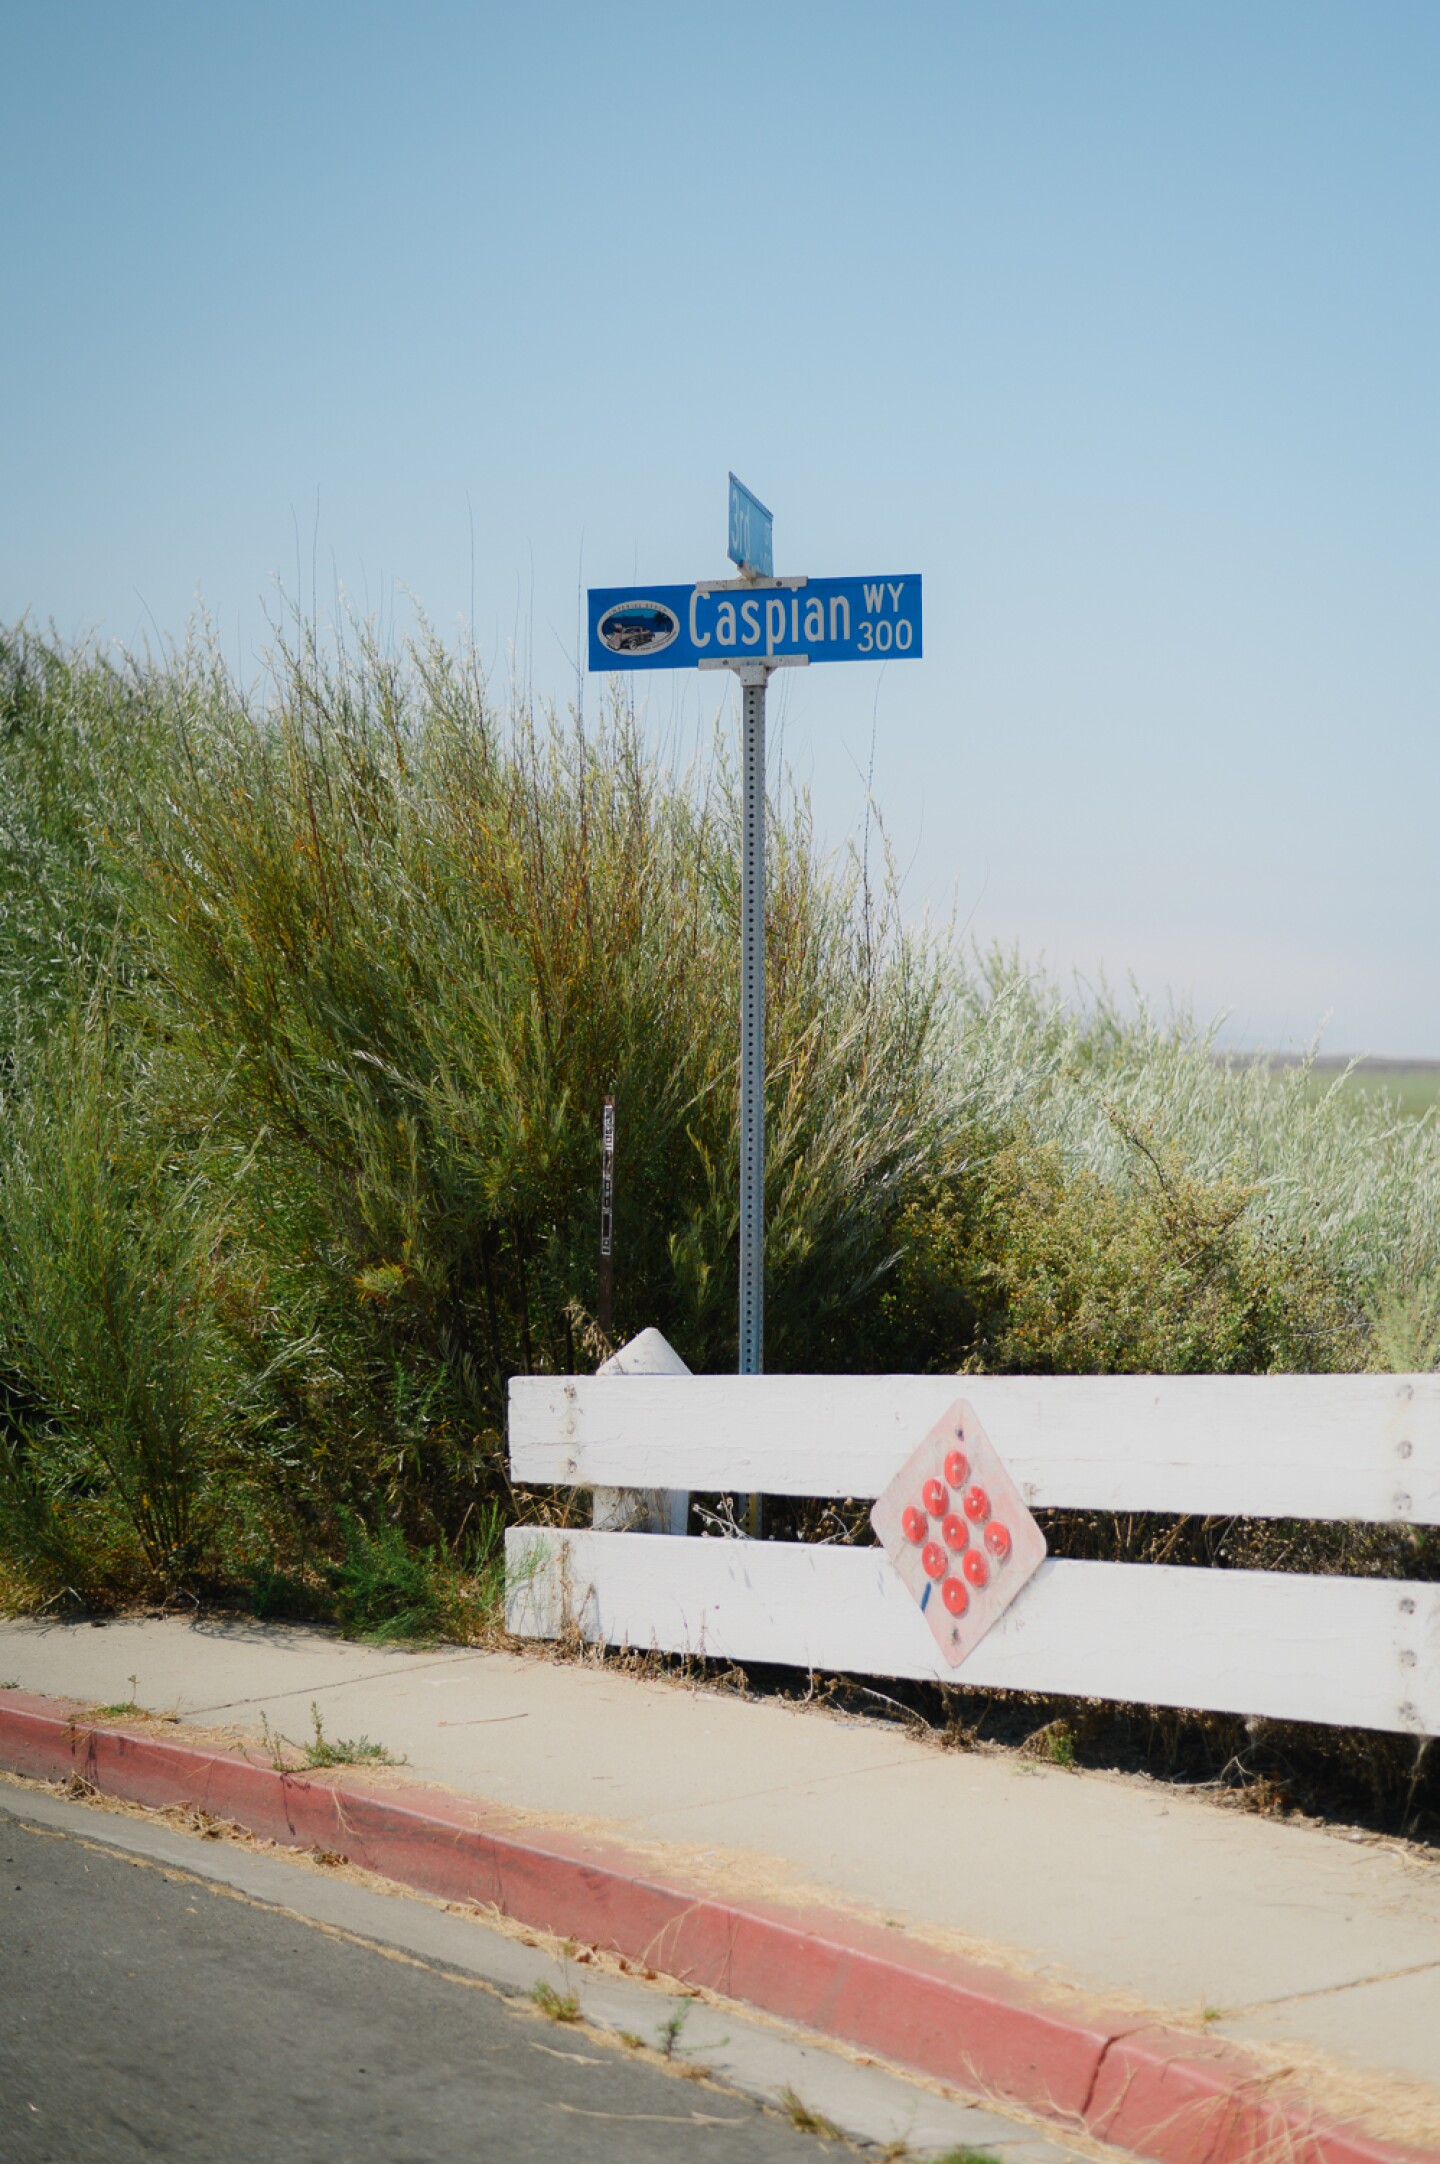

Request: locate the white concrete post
(591, 1328), (692, 1536)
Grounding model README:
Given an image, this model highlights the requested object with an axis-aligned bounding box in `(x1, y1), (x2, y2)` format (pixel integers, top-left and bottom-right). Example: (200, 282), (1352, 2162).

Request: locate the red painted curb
(0, 1689), (1432, 2164)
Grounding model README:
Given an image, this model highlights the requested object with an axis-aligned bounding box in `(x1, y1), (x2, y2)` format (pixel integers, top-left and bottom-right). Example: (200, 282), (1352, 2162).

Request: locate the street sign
(588, 575), (922, 671)
(871, 1398), (1046, 1668)
(587, 479), (924, 1437)
(728, 473), (773, 578)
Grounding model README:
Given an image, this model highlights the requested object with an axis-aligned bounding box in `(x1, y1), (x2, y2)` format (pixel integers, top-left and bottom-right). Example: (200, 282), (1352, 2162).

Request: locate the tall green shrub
(0, 1006), (235, 1594)
(120, 622), (952, 1538)
(0, 617), (1435, 1614)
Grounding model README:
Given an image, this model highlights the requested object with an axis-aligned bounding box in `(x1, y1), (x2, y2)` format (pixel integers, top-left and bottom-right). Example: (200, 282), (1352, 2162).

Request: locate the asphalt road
(0, 1799), (848, 2164)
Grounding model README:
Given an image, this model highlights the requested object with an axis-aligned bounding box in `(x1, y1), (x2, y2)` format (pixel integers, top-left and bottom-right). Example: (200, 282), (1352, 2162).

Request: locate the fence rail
(506, 1363), (1440, 1737)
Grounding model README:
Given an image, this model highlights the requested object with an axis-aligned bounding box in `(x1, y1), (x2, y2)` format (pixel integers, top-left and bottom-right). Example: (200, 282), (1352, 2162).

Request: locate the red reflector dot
(944, 1449), (969, 1488)
(921, 1542), (946, 1580)
(962, 1549), (989, 1588)
(922, 1478), (948, 1519)
(941, 1513), (968, 1550)
(963, 1485), (990, 1523)
(942, 1577), (968, 1616)
(985, 1521), (1011, 1560)
(902, 1506), (927, 1544)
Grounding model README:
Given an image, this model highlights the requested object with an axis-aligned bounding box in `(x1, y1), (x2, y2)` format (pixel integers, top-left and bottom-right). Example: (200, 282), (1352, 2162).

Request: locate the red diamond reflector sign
(870, 1396), (1046, 1667)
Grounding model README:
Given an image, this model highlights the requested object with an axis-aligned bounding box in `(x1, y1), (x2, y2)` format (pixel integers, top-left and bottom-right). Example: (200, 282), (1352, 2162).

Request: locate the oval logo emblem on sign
(597, 599), (679, 657)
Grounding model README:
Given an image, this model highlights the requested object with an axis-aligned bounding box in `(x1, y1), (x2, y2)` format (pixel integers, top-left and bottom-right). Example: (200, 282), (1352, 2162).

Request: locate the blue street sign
(588, 575), (923, 671)
(727, 474), (773, 578)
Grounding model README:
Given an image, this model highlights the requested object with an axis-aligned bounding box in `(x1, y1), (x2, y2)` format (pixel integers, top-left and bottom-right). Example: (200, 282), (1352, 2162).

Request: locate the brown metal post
(598, 1094), (616, 1342)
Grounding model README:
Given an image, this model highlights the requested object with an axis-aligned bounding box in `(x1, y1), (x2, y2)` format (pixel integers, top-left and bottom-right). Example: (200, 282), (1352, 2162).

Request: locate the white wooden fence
(506, 1343), (1440, 1737)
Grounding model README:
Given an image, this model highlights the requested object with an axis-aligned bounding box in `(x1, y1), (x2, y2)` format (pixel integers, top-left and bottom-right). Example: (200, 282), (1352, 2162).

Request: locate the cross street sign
(586, 478), (924, 1422)
(588, 575), (922, 671)
(728, 473), (773, 578)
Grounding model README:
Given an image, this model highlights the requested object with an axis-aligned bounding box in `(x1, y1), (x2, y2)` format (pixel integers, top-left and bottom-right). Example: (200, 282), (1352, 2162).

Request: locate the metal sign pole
(737, 662), (768, 1542)
(738, 665), (767, 1384)
(730, 478), (774, 1450)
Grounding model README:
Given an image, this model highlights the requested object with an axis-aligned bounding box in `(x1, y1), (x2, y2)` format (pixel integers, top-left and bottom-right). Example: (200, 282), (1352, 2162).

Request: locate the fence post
(591, 1328), (691, 1536)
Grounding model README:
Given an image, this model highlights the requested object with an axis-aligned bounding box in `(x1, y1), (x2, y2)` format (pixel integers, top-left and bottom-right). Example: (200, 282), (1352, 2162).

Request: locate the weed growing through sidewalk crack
(655, 1998), (693, 2058)
(616, 2030), (645, 2050)
(258, 1703), (404, 1771)
(1, 1679), (19, 1690)
(96, 1673), (143, 1718)
(530, 1982), (581, 2023)
(301, 1704), (402, 1769)
(778, 2087), (843, 2140)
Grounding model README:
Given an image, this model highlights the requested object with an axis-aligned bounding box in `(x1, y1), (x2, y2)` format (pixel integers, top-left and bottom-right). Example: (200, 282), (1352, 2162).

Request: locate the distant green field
(1298, 1063), (1440, 1118)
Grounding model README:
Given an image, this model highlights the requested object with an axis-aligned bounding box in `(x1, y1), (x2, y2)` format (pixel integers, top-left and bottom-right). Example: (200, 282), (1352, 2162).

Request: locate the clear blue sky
(4, 1), (1436, 1054)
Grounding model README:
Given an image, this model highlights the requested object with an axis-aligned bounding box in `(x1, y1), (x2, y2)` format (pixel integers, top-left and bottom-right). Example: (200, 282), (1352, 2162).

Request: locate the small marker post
(598, 1094), (616, 1343)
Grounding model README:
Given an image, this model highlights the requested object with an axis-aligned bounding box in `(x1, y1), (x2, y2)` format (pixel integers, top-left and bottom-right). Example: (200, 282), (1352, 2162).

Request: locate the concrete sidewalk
(2, 1613), (1438, 2153)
